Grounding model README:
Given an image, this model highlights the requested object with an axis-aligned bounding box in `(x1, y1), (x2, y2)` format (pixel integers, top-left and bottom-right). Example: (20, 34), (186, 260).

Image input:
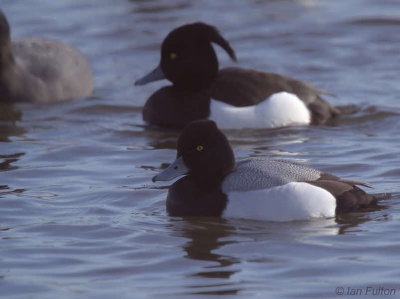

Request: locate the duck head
(153, 120), (235, 189)
(135, 22), (237, 91)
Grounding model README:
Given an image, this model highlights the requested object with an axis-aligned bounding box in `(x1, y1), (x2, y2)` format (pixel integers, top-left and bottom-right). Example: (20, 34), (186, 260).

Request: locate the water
(1, 0), (400, 298)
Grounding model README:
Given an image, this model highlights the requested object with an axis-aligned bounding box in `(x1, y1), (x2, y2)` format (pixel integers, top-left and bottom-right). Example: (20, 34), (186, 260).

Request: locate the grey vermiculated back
(221, 158), (322, 192)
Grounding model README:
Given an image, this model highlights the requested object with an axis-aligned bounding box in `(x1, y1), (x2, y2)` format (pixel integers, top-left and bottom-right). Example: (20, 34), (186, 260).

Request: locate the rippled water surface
(1, 0), (400, 298)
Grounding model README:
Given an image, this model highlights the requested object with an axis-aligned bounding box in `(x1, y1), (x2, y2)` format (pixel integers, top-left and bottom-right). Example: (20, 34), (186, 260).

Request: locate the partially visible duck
(153, 120), (387, 221)
(135, 22), (339, 129)
(0, 10), (92, 103)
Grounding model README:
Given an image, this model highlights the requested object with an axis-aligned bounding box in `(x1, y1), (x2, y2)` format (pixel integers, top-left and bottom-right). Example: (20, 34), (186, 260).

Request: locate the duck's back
(10, 37), (92, 102)
(222, 158), (322, 193)
(209, 67), (339, 124)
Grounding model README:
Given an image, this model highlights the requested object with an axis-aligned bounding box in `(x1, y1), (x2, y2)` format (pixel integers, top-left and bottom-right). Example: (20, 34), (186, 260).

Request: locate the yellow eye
(196, 145), (204, 152)
(170, 52), (177, 60)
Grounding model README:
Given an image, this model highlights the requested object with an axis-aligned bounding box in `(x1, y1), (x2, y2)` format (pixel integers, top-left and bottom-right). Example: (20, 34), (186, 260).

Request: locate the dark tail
(336, 187), (391, 214)
(334, 104), (360, 115)
(371, 193), (391, 201)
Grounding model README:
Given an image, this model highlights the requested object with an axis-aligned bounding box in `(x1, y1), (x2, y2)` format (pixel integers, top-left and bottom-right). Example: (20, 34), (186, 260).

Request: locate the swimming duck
(0, 10), (92, 102)
(135, 22), (339, 129)
(153, 120), (386, 221)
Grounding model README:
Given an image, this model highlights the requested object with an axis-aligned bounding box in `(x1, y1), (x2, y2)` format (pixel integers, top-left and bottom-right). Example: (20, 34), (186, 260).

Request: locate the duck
(135, 22), (340, 129)
(152, 120), (388, 221)
(0, 10), (92, 103)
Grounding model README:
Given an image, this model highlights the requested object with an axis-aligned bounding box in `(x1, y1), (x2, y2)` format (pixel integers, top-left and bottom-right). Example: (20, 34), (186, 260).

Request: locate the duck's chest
(143, 87), (211, 128)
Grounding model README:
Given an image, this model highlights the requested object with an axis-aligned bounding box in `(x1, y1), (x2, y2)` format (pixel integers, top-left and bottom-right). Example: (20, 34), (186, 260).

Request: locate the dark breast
(166, 176), (227, 217)
(143, 86), (211, 129)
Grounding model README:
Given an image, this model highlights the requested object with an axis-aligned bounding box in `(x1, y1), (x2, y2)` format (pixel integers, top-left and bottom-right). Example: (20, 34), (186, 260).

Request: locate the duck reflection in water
(169, 218), (241, 295)
(166, 212), (394, 296)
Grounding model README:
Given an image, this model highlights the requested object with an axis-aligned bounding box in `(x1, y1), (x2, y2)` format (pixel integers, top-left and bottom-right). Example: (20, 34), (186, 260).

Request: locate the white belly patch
(222, 182), (336, 221)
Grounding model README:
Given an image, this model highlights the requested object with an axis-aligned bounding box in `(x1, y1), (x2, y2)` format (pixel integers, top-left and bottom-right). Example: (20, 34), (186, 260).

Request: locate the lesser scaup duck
(0, 10), (92, 102)
(153, 120), (387, 221)
(135, 22), (339, 129)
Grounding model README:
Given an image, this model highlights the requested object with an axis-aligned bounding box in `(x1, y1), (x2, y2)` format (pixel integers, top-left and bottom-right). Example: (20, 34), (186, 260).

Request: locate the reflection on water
(0, 152), (24, 171)
(163, 201), (397, 296)
(347, 17), (400, 26)
(335, 205), (391, 235)
(170, 218), (241, 295)
(0, 104), (24, 142)
(0, 104), (22, 122)
(142, 126), (180, 150)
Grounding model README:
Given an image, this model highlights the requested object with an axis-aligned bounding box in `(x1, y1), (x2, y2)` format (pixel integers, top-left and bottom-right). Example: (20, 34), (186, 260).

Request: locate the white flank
(222, 182), (336, 222)
(209, 91), (311, 129)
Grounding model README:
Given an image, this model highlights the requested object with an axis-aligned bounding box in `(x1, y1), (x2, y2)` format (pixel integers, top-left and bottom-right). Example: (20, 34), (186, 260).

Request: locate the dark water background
(1, 0), (400, 298)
